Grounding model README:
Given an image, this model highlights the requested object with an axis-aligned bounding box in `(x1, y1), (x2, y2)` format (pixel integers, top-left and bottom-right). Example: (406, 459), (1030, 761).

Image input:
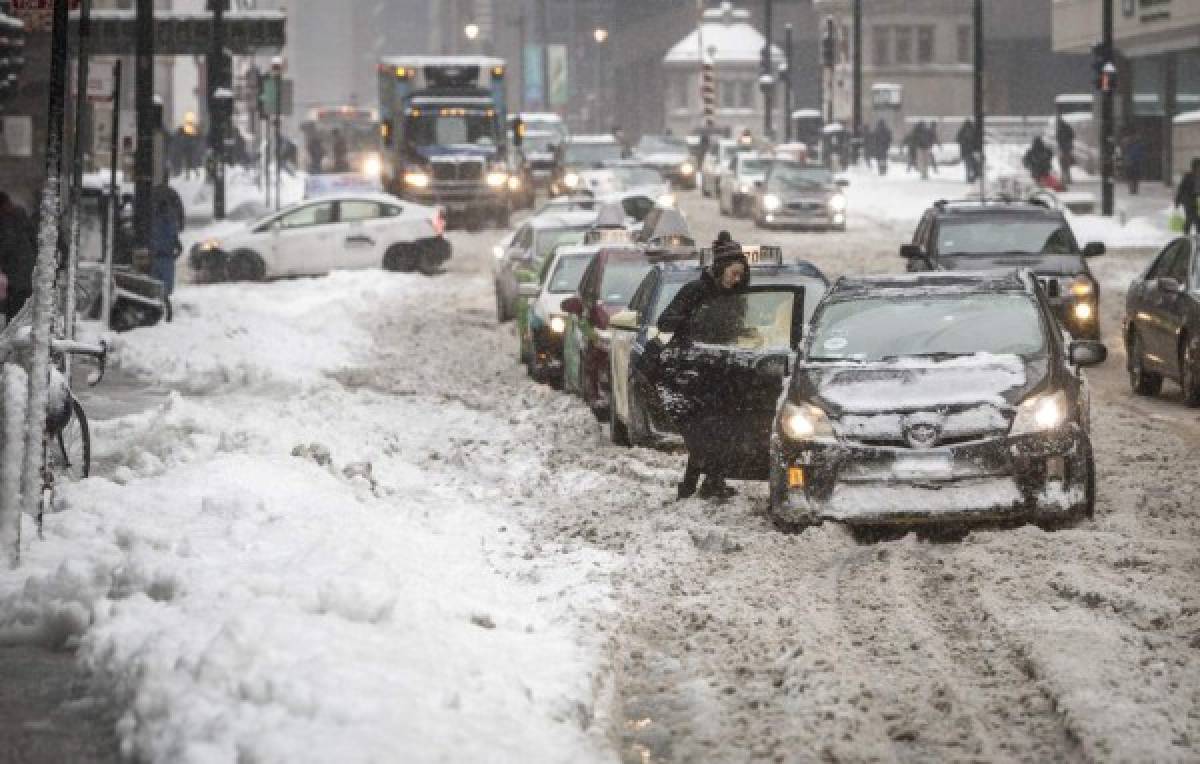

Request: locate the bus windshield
(406, 112), (499, 148)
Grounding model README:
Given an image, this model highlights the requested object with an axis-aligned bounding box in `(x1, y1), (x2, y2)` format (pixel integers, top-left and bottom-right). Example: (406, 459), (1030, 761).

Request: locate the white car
(718, 152), (768, 218)
(188, 192), (449, 281)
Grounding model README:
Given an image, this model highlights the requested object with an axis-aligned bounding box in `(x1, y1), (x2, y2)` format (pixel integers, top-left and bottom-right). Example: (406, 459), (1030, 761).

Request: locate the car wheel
(383, 244), (415, 272)
(1128, 331), (1163, 396)
(1180, 335), (1200, 407)
(610, 400), (631, 446)
(227, 249), (266, 282)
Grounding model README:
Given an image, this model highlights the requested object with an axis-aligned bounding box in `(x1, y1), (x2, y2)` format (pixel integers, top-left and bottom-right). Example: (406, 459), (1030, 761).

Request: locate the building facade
(1053, 0), (1200, 182)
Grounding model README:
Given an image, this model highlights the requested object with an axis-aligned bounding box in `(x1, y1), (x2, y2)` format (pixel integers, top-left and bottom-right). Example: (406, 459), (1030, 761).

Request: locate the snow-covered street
(2, 169), (1199, 762)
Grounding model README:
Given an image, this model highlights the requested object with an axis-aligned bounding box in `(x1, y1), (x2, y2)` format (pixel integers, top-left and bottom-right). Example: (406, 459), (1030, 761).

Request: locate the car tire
(383, 244), (415, 272)
(1180, 335), (1200, 407)
(1128, 331), (1163, 396)
(227, 249), (266, 282)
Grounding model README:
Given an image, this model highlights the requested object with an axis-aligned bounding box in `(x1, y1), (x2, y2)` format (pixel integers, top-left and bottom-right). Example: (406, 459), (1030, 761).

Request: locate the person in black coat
(873, 119), (892, 176)
(656, 231), (751, 500)
(1176, 158), (1200, 235)
(957, 119), (978, 183)
(0, 191), (38, 322)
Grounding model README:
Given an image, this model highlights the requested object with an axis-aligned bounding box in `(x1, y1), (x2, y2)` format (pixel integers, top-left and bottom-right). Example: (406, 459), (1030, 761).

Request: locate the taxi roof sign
(698, 245), (783, 266)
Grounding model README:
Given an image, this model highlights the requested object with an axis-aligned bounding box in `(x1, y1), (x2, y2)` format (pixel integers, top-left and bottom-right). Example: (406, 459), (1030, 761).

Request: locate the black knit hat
(711, 230), (745, 267)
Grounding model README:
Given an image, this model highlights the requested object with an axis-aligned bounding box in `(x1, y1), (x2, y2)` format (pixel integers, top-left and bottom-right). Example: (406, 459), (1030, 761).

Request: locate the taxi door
(655, 285), (805, 480)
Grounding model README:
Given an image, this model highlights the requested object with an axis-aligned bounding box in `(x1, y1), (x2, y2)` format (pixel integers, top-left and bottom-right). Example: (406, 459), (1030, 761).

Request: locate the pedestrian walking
(915, 121), (934, 180)
(903, 125), (918, 174)
(873, 119), (892, 176)
(1122, 127), (1147, 195)
(0, 191), (38, 323)
(307, 132), (326, 174)
(1174, 158), (1200, 235)
(957, 119), (978, 182)
(655, 231), (750, 501)
(1023, 136), (1056, 188)
(149, 190), (182, 322)
(331, 129), (349, 173)
(1055, 116), (1075, 188)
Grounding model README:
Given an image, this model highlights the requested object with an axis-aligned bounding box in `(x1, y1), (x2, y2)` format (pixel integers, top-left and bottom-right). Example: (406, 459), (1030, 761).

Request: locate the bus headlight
(762, 194), (782, 212)
(563, 172), (580, 189)
(362, 154), (382, 178)
(487, 171), (509, 188)
(507, 175), (522, 191)
(404, 171), (430, 188)
(680, 161), (695, 176)
(828, 193), (847, 212)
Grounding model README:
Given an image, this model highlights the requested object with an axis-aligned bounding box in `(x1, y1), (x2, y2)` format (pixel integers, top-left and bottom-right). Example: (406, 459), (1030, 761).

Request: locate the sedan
(754, 161), (848, 231)
(718, 153), (768, 218)
(1124, 234), (1200, 404)
(188, 192), (448, 281)
(769, 271), (1105, 533)
(516, 245), (596, 384)
(492, 210), (597, 322)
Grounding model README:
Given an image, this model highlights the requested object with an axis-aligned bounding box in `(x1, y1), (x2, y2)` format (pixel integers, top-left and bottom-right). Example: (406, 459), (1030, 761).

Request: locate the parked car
(700, 138), (737, 198)
(901, 199), (1106, 341)
(550, 135), (625, 196)
(769, 270), (1105, 533)
(609, 249), (828, 447)
(492, 210), (597, 322)
(516, 244), (597, 384)
(188, 192), (448, 281)
(753, 160), (848, 231)
(1123, 234), (1200, 405)
(634, 134), (697, 190)
(560, 246), (662, 418)
(718, 152), (768, 218)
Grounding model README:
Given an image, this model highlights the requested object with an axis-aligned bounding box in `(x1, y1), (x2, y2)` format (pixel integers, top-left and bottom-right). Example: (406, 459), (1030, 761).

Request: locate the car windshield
(547, 253), (592, 294)
(808, 294), (1046, 362)
(600, 257), (653, 304)
(739, 159), (767, 176)
(524, 132), (558, 153)
(535, 226), (590, 261)
(768, 166), (833, 190)
(637, 136), (686, 154)
(937, 218), (1079, 256)
(611, 166), (665, 189)
(565, 142), (622, 165)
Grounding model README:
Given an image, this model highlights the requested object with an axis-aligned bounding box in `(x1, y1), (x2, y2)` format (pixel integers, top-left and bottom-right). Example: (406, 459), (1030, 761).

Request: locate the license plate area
(892, 453), (955, 481)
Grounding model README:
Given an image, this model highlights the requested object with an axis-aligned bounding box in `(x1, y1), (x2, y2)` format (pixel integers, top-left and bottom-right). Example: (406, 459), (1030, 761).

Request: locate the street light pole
(760, 0), (773, 139)
(1101, 0), (1115, 216)
(783, 23), (793, 142)
(134, 0), (155, 253)
(973, 0), (985, 199)
(209, 0), (228, 220)
(852, 0), (861, 164)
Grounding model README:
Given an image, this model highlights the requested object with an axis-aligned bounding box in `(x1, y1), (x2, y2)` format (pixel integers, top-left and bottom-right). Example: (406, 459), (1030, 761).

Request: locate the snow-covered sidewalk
(0, 272), (617, 763)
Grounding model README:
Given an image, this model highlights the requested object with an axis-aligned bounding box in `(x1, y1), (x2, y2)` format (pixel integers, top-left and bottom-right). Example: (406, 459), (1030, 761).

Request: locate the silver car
(753, 161), (849, 231)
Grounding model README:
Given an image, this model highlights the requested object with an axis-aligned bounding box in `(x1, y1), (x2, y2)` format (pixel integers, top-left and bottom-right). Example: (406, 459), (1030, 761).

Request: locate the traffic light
(821, 17), (836, 68)
(510, 116), (524, 148)
(1091, 42), (1116, 92)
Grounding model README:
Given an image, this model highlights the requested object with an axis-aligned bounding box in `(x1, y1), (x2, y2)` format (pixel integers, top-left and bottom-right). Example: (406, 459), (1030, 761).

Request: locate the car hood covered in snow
(793, 353), (1049, 416)
(937, 253), (1086, 277)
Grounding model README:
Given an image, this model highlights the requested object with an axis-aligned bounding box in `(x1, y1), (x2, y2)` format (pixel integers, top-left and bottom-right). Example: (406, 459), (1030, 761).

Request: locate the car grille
(431, 159), (484, 182)
(838, 405), (1010, 449)
(787, 201), (825, 212)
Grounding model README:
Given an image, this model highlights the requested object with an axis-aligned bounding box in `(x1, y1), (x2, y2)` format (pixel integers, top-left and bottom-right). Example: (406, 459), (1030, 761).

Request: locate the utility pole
(66, 0), (93, 349)
(272, 56), (282, 210)
(783, 23), (793, 142)
(852, 0), (861, 164)
(1100, 0), (1115, 216)
(760, 0), (774, 140)
(104, 59), (121, 331)
(538, 0), (549, 110)
(973, 0), (985, 199)
(208, 0), (228, 220)
(134, 0), (154, 252)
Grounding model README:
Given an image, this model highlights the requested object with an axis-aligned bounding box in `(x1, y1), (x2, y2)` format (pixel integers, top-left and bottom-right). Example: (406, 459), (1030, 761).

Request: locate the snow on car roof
(830, 271), (1031, 298)
(528, 210), (599, 229)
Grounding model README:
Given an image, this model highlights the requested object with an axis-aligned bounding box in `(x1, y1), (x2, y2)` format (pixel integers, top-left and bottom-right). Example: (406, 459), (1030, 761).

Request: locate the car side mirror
(1068, 340), (1107, 367)
(609, 309), (638, 331)
(560, 296), (584, 315)
(900, 244), (925, 260)
(1083, 241), (1105, 257)
(1158, 277), (1184, 294)
(836, 178), (849, 187)
(518, 282), (540, 298)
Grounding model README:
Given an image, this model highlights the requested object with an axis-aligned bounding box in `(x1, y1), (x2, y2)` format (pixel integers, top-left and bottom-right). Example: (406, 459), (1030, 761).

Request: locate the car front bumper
(770, 426), (1090, 527)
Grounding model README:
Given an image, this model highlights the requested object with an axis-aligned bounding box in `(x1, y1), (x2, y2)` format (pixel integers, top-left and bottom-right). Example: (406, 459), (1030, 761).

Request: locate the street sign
(69, 11), (285, 56)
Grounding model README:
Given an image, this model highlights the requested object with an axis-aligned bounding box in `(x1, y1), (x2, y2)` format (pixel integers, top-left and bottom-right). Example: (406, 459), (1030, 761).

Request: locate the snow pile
(0, 269), (618, 763)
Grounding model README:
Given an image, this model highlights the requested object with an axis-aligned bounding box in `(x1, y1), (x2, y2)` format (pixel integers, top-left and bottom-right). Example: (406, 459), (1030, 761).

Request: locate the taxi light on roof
(788, 467), (805, 488)
(395, 66), (407, 77)
(492, 66), (505, 78)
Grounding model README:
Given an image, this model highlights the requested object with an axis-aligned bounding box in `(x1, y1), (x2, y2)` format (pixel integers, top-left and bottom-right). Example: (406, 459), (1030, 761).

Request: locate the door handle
(345, 235), (375, 247)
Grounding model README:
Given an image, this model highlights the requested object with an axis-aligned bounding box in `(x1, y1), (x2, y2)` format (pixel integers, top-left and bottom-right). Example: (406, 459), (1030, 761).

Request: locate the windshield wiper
(879, 351), (973, 362)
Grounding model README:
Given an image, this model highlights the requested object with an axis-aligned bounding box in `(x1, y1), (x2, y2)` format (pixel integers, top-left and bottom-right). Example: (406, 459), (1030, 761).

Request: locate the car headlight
(779, 401), (834, 441)
(762, 193), (782, 212)
(550, 315), (566, 334)
(1069, 276), (1095, 297)
(487, 171), (509, 188)
(507, 175), (521, 191)
(1074, 302), (1094, 321)
(563, 172), (580, 188)
(404, 171), (430, 188)
(1010, 390), (1068, 435)
(680, 161), (695, 175)
(362, 154), (382, 178)
(200, 238), (222, 252)
(828, 193), (847, 212)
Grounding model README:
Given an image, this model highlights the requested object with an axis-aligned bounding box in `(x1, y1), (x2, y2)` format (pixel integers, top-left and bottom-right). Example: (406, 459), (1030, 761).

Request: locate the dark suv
(901, 200), (1106, 341)
(769, 271), (1106, 533)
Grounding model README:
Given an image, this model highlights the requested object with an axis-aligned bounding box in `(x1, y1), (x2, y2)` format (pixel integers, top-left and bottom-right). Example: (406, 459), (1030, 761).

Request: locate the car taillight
(432, 207), (446, 236)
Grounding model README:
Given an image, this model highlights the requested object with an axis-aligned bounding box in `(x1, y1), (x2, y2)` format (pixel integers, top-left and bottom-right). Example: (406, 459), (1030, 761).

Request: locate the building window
(917, 26), (934, 64)
(894, 26), (912, 65)
(739, 80), (754, 109)
(720, 79), (736, 109)
(957, 24), (971, 64)
(872, 26), (889, 67)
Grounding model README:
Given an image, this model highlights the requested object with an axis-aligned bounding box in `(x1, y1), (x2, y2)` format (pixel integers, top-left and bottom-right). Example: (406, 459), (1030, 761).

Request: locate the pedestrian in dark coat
(1122, 128), (1146, 195)
(1175, 158), (1200, 235)
(149, 192), (181, 321)
(656, 230), (751, 500)
(0, 191), (38, 322)
(332, 129), (349, 173)
(1055, 116), (1075, 187)
(957, 119), (978, 182)
(903, 126), (918, 173)
(1023, 136), (1055, 186)
(307, 132), (326, 174)
(873, 119), (892, 176)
